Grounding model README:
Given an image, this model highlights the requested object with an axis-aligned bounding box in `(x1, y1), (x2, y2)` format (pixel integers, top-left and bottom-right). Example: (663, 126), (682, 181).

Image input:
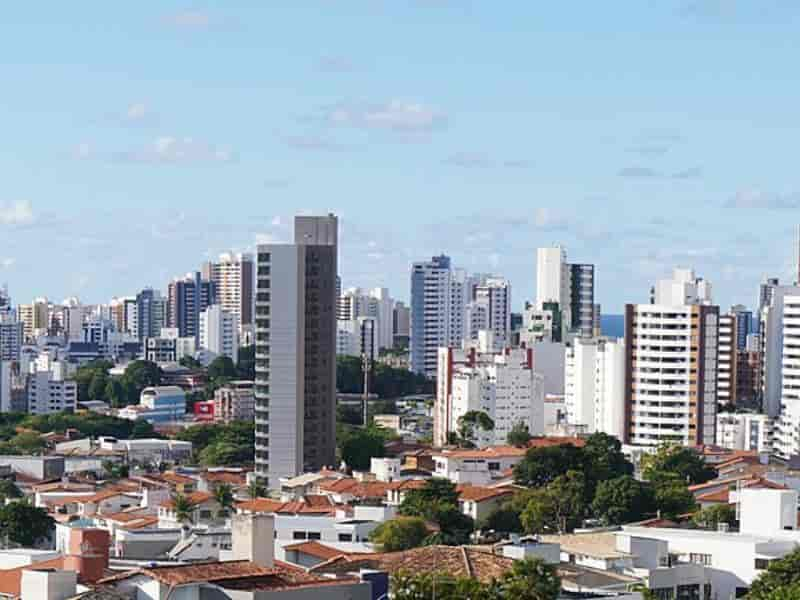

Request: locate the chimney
(232, 513), (274, 568)
(63, 528), (110, 584)
(20, 569), (77, 600)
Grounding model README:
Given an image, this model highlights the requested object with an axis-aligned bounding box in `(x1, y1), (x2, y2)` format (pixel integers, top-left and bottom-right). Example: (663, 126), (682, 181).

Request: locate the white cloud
(726, 188), (800, 209)
(0, 201), (35, 226)
(72, 142), (92, 160)
(0, 258), (15, 268)
(327, 100), (447, 133)
(118, 137), (234, 164)
(125, 103), (150, 122)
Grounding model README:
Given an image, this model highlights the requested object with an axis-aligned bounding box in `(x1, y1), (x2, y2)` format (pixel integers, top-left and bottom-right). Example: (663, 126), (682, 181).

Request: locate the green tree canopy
(340, 427), (386, 471)
(400, 478), (474, 546)
(691, 504), (737, 531)
(592, 476), (657, 526)
(748, 548), (800, 600)
(457, 411), (495, 448)
(208, 356), (237, 381)
(369, 517), (429, 552)
(0, 502), (54, 546)
(641, 444), (715, 485)
(520, 471), (587, 535)
(507, 422), (533, 448)
(653, 479), (697, 518)
(121, 360), (163, 404)
(499, 557), (562, 600)
(513, 444), (585, 488)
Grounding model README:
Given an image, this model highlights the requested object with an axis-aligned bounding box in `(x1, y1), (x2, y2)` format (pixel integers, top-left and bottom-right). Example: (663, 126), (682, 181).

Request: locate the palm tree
(171, 493), (194, 526)
(247, 480), (266, 500)
(213, 483), (234, 520)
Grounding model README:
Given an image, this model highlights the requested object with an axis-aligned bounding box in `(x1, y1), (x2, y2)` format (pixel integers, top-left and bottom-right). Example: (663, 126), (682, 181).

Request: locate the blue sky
(2, 1), (800, 314)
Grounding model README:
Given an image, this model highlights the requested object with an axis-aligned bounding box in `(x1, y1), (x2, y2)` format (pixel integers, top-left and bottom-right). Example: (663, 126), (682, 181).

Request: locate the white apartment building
(536, 247), (569, 311)
(0, 314), (23, 361)
(718, 311), (736, 407)
(199, 305), (239, 365)
(0, 361), (10, 413)
(435, 333), (544, 447)
(17, 298), (50, 341)
(564, 337), (626, 439)
(202, 252), (255, 331)
(338, 287), (394, 351)
(26, 357), (77, 415)
(716, 413), (774, 453)
(336, 317), (376, 359)
(535, 247), (596, 338)
(466, 277), (511, 348)
(410, 255), (455, 376)
(653, 268), (713, 306)
(625, 271), (719, 447)
(768, 292), (800, 458)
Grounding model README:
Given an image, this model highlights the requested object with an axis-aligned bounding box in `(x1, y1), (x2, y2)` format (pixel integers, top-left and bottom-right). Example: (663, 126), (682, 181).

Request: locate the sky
(2, 1), (800, 315)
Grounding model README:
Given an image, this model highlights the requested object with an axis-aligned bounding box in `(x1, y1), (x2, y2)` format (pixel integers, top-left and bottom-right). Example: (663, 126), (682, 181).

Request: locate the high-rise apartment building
(336, 317), (376, 359)
(26, 356), (77, 415)
(337, 287), (394, 351)
(410, 255), (454, 377)
(167, 273), (216, 342)
(254, 215), (338, 488)
(466, 277), (512, 349)
(393, 302), (410, 348)
(0, 315), (23, 362)
(564, 337), (626, 439)
(624, 269), (719, 447)
(135, 289), (166, 340)
(434, 334), (544, 448)
(535, 247), (595, 338)
(202, 252), (254, 331)
(199, 305), (239, 364)
(17, 298), (50, 341)
(718, 305), (757, 407)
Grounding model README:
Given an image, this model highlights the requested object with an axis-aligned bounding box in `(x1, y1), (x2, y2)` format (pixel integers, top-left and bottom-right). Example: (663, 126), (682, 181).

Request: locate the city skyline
(4, 2), (800, 310)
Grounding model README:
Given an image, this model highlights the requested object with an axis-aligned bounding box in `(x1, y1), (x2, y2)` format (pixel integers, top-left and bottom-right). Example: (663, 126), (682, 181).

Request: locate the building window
(755, 559), (773, 570)
(338, 533), (353, 542)
(293, 531), (307, 540)
(689, 554), (712, 566)
(308, 532), (321, 540)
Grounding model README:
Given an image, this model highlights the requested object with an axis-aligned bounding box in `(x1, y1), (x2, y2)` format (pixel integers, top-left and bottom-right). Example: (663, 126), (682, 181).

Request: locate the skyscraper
(254, 214), (338, 488)
(167, 273), (217, 342)
(135, 289), (166, 340)
(202, 252), (254, 331)
(410, 255), (453, 377)
(535, 247), (596, 338)
(624, 269), (719, 447)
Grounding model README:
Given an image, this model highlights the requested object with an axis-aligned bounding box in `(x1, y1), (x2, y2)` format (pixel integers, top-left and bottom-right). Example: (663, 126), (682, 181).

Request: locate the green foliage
(0, 480), (23, 500)
(507, 422), (533, 448)
(390, 558), (561, 600)
(0, 432), (47, 455)
(21, 412), (157, 440)
(641, 444), (715, 486)
(247, 480), (266, 499)
(400, 478), (474, 546)
(171, 493), (194, 525)
(457, 411), (495, 448)
(179, 356), (203, 369)
(0, 502), (54, 546)
(369, 517), (429, 552)
(236, 345), (255, 380)
(520, 471), (587, 535)
(121, 360), (163, 405)
(208, 356), (237, 381)
(177, 421), (255, 466)
(213, 483), (235, 518)
(748, 548), (800, 600)
(692, 504), (737, 530)
(652, 479), (697, 518)
(513, 444), (585, 489)
(479, 505), (523, 534)
(104, 378), (127, 408)
(73, 360), (114, 403)
(582, 432), (634, 485)
(336, 355), (434, 398)
(340, 427), (386, 471)
(592, 476), (657, 526)
(102, 460), (130, 481)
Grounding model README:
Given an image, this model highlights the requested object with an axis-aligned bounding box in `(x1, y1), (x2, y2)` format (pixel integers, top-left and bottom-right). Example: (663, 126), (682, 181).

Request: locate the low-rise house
(432, 446), (528, 486)
(456, 485), (515, 522)
(158, 491), (221, 529)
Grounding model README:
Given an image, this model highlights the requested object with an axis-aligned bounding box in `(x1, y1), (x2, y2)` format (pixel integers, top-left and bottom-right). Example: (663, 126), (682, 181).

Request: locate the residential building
(17, 297), (49, 341)
(338, 287), (395, 351)
(393, 301), (410, 348)
(625, 269), (719, 447)
(410, 255), (454, 377)
(466, 277), (512, 348)
(336, 317), (376, 359)
(167, 272), (216, 342)
(0, 361), (10, 413)
(435, 334), (544, 447)
(716, 413), (775, 453)
(199, 304), (239, 364)
(0, 315), (22, 361)
(135, 288), (166, 340)
(765, 291), (800, 458)
(202, 251), (254, 331)
(255, 214), (338, 489)
(719, 305), (757, 407)
(535, 247), (596, 338)
(118, 386), (186, 423)
(564, 337), (626, 439)
(26, 357), (77, 415)
(214, 381), (256, 423)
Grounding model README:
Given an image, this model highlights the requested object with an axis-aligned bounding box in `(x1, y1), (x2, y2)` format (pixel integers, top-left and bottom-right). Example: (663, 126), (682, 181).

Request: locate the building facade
(199, 305), (239, 364)
(202, 252), (254, 331)
(167, 273), (216, 342)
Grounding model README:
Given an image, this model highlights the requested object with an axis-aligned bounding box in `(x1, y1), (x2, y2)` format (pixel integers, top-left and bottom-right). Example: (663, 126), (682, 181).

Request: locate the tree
(653, 479), (697, 518)
(692, 504), (737, 530)
(247, 480), (266, 500)
(521, 471), (587, 535)
(122, 361), (162, 404)
(369, 517), (429, 552)
(102, 460), (129, 481)
(514, 444), (584, 488)
(130, 421), (157, 439)
(171, 494), (194, 526)
(180, 356), (203, 369)
(400, 479), (473, 546)
(8, 432), (46, 455)
(340, 427), (386, 471)
(390, 570), (492, 600)
(0, 480), (22, 500)
(213, 483), (235, 519)
(457, 411), (495, 448)
(0, 502), (54, 546)
(199, 441), (252, 467)
(73, 360), (114, 403)
(507, 422), (533, 448)
(104, 378), (128, 408)
(592, 476), (657, 526)
(749, 548), (800, 600)
(400, 479), (460, 517)
(582, 432), (634, 484)
(479, 505), (523, 534)
(641, 444), (715, 485)
(208, 356), (237, 381)
(88, 371), (109, 402)
(498, 558), (561, 600)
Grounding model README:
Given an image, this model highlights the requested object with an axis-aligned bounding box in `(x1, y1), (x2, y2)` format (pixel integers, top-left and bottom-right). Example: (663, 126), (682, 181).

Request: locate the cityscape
(4, 3), (800, 600)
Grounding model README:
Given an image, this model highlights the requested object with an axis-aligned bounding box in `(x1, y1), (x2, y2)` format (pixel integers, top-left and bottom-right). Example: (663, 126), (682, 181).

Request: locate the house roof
(160, 491), (215, 509)
(432, 446), (529, 460)
(456, 485), (514, 503)
(311, 546), (516, 584)
(160, 472), (197, 486)
(235, 496), (336, 516)
(283, 541), (348, 561)
(540, 533), (631, 560)
(0, 558), (67, 598)
(202, 471), (248, 485)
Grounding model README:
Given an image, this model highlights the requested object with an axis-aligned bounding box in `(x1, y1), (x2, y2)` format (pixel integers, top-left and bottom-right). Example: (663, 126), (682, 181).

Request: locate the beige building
(214, 380), (255, 423)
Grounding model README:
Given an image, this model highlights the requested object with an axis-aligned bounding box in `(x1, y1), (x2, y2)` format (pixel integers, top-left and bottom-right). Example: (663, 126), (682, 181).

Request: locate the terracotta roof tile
(160, 491), (214, 509)
(456, 485), (514, 503)
(283, 541), (347, 561)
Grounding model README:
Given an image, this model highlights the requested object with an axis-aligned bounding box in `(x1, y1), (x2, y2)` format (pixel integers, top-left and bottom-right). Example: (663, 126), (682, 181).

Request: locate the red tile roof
(160, 491), (215, 509)
(456, 485), (514, 503)
(283, 541), (347, 561)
